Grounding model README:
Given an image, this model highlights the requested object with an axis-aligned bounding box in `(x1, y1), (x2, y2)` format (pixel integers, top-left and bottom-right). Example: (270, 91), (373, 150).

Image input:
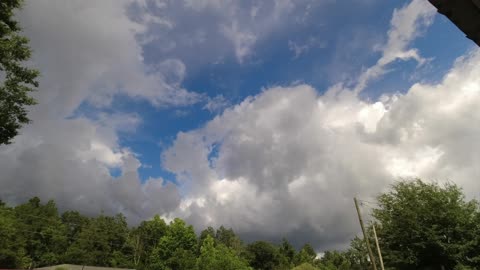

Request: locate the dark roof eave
(428, 0), (480, 46)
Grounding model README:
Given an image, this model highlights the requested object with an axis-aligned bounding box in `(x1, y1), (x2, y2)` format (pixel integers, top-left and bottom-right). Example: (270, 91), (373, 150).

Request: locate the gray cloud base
(1, 0), (479, 252)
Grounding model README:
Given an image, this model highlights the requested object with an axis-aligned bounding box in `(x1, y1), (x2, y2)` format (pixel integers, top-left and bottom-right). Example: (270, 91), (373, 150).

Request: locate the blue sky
(2, 0), (480, 251)
(105, 0), (473, 183)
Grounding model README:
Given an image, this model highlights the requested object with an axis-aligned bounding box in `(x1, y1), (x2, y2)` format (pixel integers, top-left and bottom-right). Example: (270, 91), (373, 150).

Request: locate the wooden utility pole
(354, 197), (377, 270)
(372, 224), (385, 270)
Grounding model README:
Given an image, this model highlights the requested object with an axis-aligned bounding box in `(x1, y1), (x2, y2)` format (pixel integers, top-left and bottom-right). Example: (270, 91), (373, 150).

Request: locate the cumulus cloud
(0, 116), (180, 223)
(162, 84), (391, 249)
(0, 0), (189, 221)
(20, 1), (204, 114)
(162, 48), (480, 250)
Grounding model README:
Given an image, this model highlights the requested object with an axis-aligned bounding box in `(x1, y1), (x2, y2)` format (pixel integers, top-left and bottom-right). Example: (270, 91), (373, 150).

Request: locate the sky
(0, 0), (479, 251)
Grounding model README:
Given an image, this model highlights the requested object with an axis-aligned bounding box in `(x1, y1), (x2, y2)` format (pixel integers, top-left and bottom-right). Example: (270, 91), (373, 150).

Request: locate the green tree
(197, 235), (251, 270)
(373, 180), (480, 270)
(215, 226), (243, 252)
(165, 248), (197, 270)
(295, 244), (317, 266)
(14, 198), (68, 267)
(132, 215), (168, 267)
(293, 263), (319, 270)
(148, 218), (197, 269)
(277, 238), (296, 268)
(64, 214), (129, 267)
(0, 201), (28, 268)
(198, 226), (216, 254)
(245, 241), (281, 270)
(196, 236), (217, 270)
(0, 0), (39, 144)
(344, 237), (370, 270)
(317, 251), (351, 270)
(126, 229), (143, 268)
(61, 210), (90, 243)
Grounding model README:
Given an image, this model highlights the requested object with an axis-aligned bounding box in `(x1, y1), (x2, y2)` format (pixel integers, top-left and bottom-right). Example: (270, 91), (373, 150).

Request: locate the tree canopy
(2, 179), (480, 270)
(197, 235), (251, 270)
(0, 197), (309, 269)
(373, 180), (480, 270)
(0, 0), (39, 144)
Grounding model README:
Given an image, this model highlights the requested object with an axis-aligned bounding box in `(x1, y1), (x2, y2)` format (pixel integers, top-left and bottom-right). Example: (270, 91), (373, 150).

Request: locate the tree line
(0, 197), (324, 270)
(2, 179), (480, 270)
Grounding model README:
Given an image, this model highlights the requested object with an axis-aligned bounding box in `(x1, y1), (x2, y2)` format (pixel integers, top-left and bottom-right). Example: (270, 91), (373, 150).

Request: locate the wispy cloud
(288, 36), (327, 59)
(203, 95), (231, 113)
(353, 0), (436, 93)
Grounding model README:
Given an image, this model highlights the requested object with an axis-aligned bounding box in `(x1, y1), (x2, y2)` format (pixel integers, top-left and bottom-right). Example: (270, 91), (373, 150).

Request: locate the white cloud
(354, 0), (436, 93)
(0, 116), (180, 222)
(162, 48), (480, 250)
(2, 0), (475, 253)
(0, 0), (189, 222)
(137, 0), (317, 64)
(221, 22), (257, 63)
(95, 112), (143, 134)
(203, 95), (231, 113)
(18, 0), (201, 115)
(288, 37), (327, 59)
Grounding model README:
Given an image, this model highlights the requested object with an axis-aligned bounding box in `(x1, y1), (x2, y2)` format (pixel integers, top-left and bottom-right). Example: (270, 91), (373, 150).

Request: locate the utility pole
(372, 224), (385, 270)
(354, 197), (377, 270)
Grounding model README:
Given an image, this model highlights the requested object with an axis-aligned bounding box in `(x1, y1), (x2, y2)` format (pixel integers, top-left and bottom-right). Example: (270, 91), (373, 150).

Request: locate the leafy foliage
(373, 180), (480, 270)
(279, 238), (297, 268)
(14, 198), (68, 268)
(0, 201), (25, 268)
(64, 214), (129, 267)
(2, 180), (480, 270)
(216, 225), (244, 252)
(0, 0), (39, 144)
(293, 263), (318, 270)
(295, 244), (317, 265)
(197, 235), (251, 270)
(245, 241), (282, 270)
(316, 251), (351, 270)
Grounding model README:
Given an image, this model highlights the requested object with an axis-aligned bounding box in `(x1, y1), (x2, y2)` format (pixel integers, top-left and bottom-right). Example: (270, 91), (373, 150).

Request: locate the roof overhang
(428, 0), (480, 46)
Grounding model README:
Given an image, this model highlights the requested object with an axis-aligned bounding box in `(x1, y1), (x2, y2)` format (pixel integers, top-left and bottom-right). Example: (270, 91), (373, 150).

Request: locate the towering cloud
(163, 49), (480, 250)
